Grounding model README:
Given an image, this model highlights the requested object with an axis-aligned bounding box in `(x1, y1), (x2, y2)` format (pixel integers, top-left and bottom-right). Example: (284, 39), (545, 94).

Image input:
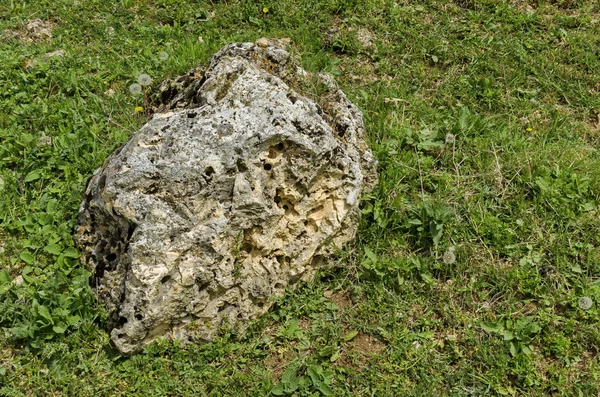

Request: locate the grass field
(1, 0), (600, 395)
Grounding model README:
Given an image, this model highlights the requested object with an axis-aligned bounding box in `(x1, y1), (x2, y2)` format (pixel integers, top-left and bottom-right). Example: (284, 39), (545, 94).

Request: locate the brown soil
(328, 290), (353, 311)
(264, 350), (293, 381)
(352, 332), (386, 355)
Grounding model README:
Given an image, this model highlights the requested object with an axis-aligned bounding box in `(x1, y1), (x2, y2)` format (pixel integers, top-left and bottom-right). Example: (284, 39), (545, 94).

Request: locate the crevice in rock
(161, 275), (171, 284)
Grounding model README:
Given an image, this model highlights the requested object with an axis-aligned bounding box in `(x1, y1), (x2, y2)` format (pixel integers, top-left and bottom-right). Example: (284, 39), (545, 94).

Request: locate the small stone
(44, 49), (66, 58)
(24, 19), (53, 42)
(323, 290), (334, 298)
(322, 26), (339, 48)
(383, 97), (407, 105)
(539, 265), (557, 277)
(357, 28), (374, 48)
(24, 58), (38, 70)
(256, 37), (270, 47)
(37, 135), (52, 146)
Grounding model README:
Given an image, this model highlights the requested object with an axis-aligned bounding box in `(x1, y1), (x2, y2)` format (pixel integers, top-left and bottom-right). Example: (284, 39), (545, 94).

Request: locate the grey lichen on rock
(76, 40), (378, 353)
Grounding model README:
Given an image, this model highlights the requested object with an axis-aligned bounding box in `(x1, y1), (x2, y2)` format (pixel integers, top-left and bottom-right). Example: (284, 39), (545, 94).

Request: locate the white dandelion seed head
(106, 27), (115, 36)
(137, 73), (152, 86)
(158, 51), (169, 61)
(129, 83), (142, 95)
(445, 133), (456, 145)
(578, 296), (593, 310)
(443, 246), (456, 264)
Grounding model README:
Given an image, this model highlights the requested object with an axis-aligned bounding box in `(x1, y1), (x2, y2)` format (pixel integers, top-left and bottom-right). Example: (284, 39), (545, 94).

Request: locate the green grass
(1, 0), (600, 395)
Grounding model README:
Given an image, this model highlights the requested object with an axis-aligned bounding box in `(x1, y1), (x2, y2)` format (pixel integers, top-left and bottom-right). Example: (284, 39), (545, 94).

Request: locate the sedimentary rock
(76, 40), (377, 353)
(4, 19), (54, 43)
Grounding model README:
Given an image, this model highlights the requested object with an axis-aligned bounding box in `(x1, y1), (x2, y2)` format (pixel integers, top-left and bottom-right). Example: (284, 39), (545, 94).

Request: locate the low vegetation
(1, 0), (599, 395)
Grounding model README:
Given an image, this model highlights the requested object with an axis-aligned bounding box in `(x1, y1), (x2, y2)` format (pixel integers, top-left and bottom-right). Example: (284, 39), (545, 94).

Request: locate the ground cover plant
(1, 0), (599, 395)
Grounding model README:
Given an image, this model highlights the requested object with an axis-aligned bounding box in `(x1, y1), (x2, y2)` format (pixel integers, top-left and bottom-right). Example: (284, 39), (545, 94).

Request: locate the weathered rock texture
(3, 19), (54, 43)
(76, 40), (377, 353)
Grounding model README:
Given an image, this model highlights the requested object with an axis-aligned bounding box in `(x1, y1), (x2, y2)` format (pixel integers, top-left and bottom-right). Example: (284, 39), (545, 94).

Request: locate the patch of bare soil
(352, 332), (386, 355)
(324, 290), (353, 311)
(336, 332), (387, 370)
(297, 317), (313, 332)
(264, 350), (293, 381)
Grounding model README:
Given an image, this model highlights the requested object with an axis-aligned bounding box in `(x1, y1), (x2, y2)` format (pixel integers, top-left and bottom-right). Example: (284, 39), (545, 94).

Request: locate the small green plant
(532, 164), (596, 217)
(405, 201), (453, 249)
(271, 364), (334, 396)
(481, 316), (542, 357)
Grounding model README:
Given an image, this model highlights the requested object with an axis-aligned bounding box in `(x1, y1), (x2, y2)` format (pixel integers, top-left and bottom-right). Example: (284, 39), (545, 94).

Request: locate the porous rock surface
(76, 40), (377, 353)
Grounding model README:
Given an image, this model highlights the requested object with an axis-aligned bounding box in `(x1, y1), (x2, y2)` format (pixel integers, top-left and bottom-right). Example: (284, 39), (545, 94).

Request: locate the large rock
(76, 40), (377, 353)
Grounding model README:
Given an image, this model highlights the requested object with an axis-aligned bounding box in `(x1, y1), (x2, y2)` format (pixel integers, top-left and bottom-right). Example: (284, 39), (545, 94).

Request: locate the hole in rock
(236, 159), (248, 172)
(204, 166), (215, 178)
(274, 196), (281, 204)
(287, 92), (297, 104)
(127, 224), (136, 240)
(275, 142), (285, 152)
(308, 205), (324, 217)
(195, 277), (209, 290)
(263, 163), (272, 171)
(161, 275), (171, 284)
(336, 124), (347, 137)
(257, 302), (265, 308)
(241, 242), (253, 254)
(106, 253), (117, 262)
(291, 119), (303, 132)
(187, 112), (197, 118)
(135, 313), (143, 321)
(282, 204), (289, 211)
(274, 282), (285, 290)
(144, 184), (159, 194)
(305, 220), (318, 233)
(117, 333), (125, 339)
(118, 316), (128, 326)
(98, 175), (106, 190)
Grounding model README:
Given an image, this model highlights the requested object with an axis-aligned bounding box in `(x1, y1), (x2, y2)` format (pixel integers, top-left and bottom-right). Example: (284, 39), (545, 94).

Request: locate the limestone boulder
(76, 40), (377, 353)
